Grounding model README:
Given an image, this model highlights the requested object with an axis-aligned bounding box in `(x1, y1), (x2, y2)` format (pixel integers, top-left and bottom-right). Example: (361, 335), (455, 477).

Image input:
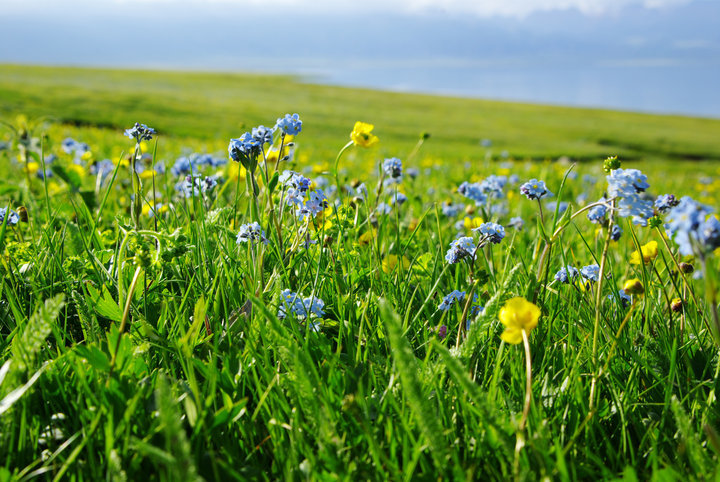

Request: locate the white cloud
(0, 0), (694, 17)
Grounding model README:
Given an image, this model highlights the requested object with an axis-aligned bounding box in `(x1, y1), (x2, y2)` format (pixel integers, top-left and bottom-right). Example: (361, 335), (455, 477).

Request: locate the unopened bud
(623, 278), (644, 295)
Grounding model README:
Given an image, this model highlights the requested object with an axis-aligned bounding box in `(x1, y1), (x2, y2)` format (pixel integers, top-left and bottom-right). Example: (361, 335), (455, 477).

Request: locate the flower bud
(671, 298), (683, 313)
(623, 278), (644, 295)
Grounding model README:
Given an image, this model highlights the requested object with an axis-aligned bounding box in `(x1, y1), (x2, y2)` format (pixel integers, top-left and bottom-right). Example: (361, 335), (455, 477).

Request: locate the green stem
(589, 199), (615, 411)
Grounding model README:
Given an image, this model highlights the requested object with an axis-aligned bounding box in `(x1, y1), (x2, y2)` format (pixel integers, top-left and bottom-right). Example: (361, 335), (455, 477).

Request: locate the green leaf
(11, 294), (65, 372)
(268, 171), (280, 194)
(379, 298), (456, 473)
(86, 284), (123, 322)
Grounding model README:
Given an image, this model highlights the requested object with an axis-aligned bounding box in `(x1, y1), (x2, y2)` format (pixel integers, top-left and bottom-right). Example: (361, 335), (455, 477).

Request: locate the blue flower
(508, 216), (524, 230)
(382, 158), (403, 179)
(610, 224), (623, 241)
(438, 290), (466, 311)
(0, 207), (19, 226)
(607, 289), (631, 308)
(473, 222), (505, 244)
(665, 196), (720, 255)
(390, 192), (407, 205)
(251, 125), (275, 145)
(587, 198), (608, 223)
(278, 289), (324, 320)
(171, 156), (200, 177)
(90, 159), (116, 181)
(228, 133), (261, 163)
(581, 264), (600, 282)
(554, 266), (579, 284)
(617, 196), (654, 226)
(606, 168), (649, 198)
(445, 236), (476, 264)
(276, 113), (302, 136)
(546, 201), (569, 214)
(519, 179), (553, 200)
(375, 202), (392, 215)
(406, 167), (420, 179)
(606, 168), (653, 225)
(124, 123), (156, 142)
(458, 181), (487, 206)
(480, 175), (507, 199)
(236, 222), (268, 245)
(297, 189), (328, 220)
(442, 202), (465, 218)
(655, 194), (679, 213)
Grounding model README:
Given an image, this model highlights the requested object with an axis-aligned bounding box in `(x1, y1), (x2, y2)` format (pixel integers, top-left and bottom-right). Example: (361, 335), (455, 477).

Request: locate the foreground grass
(0, 68), (719, 480)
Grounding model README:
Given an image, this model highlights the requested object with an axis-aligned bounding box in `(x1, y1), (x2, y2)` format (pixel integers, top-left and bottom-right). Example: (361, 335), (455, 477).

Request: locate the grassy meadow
(1, 64), (720, 480)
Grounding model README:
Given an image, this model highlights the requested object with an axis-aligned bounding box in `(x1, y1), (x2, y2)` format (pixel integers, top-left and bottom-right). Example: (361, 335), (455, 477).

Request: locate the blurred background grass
(2, 64), (719, 168)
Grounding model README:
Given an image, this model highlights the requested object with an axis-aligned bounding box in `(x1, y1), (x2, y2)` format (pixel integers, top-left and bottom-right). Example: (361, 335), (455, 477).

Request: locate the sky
(0, 0), (696, 16)
(0, 0), (718, 116)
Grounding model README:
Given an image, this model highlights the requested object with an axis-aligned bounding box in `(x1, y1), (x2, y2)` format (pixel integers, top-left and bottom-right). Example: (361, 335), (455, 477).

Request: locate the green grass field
(1, 65), (720, 481)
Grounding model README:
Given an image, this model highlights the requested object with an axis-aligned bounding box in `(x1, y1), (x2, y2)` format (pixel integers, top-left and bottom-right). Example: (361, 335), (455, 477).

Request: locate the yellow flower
(630, 240), (658, 265)
(350, 121), (379, 148)
(24, 161), (40, 173)
(499, 297), (540, 344)
(463, 216), (484, 231)
(357, 230), (376, 246)
(623, 278), (644, 295)
(382, 254), (411, 274)
(66, 163), (86, 178)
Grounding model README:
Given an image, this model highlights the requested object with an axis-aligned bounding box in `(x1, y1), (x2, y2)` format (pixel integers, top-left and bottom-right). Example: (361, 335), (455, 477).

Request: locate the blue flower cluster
(90, 159), (116, 181)
(390, 192), (407, 206)
(276, 114), (302, 136)
(457, 175), (508, 206)
(171, 154), (226, 177)
(587, 198), (609, 224)
(520, 179), (553, 200)
(554, 266), (579, 284)
(606, 168), (653, 226)
(278, 289), (324, 321)
(445, 236), (476, 264)
(442, 202), (465, 218)
(508, 216), (524, 230)
(228, 133), (262, 163)
(177, 175), (220, 198)
(580, 264), (600, 282)
(296, 189), (328, 221)
(124, 123), (156, 143)
(665, 196), (720, 256)
(382, 158), (403, 179)
(607, 290), (632, 308)
(655, 194), (679, 213)
(61, 138), (90, 165)
(438, 290), (466, 311)
(473, 222), (505, 244)
(236, 222), (268, 245)
(280, 170), (312, 207)
(0, 207), (20, 226)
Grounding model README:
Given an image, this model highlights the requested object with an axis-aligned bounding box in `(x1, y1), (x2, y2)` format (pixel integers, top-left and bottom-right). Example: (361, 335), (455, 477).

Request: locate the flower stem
(589, 200), (615, 411)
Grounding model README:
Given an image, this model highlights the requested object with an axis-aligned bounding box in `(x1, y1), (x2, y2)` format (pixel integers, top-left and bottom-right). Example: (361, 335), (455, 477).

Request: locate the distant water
(277, 60), (720, 119)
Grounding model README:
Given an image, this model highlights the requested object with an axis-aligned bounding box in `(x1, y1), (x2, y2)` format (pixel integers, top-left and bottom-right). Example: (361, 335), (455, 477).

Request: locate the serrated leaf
(86, 284), (123, 322)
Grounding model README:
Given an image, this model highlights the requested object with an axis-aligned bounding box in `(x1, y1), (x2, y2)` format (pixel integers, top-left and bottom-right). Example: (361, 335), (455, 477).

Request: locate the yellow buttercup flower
(623, 278), (644, 295)
(630, 240), (658, 265)
(350, 122), (379, 148)
(463, 216), (484, 231)
(382, 254), (411, 274)
(499, 297), (540, 344)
